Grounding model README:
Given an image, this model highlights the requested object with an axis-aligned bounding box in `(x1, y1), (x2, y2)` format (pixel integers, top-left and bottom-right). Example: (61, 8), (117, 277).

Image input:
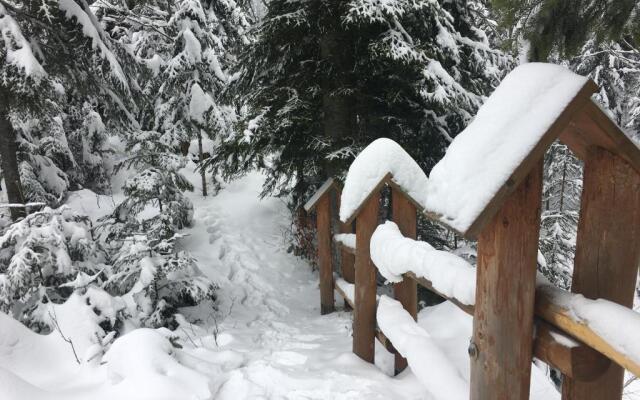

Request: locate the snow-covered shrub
(97, 130), (215, 328)
(0, 206), (107, 329)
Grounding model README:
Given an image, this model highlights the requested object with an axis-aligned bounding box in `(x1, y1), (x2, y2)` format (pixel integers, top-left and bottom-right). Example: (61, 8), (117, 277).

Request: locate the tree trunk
(198, 130), (207, 196)
(0, 88), (25, 221)
(319, 16), (356, 179)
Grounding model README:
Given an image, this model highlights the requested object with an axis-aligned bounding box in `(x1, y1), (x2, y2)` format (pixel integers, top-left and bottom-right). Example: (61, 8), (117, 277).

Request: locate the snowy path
(177, 173), (429, 399)
(0, 170), (563, 400)
(175, 172), (559, 400)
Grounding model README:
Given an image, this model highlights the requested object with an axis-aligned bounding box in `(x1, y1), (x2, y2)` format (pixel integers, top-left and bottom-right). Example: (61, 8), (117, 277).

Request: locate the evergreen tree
(0, 0), (137, 219)
(539, 143), (582, 289)
(218, 0), (509, 209)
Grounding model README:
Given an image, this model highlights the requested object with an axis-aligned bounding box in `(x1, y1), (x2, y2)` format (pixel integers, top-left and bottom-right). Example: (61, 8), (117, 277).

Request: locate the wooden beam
(536, 289), (638, 380)
(470, 160), (543, 400)
(534, 319), (611, 382)
(448, 80), (597, 240)
(316, 194), (334, 315)
(304, 178), (338, 212)
(405, 272), (608, 381)
(560, 100), (640, 175)
(561, 147), (640, 400)
(334, 277), (355, 309)
(376, 328), (398, 354)
(391, 188), (417, 375)
(353, 191), (380, 363)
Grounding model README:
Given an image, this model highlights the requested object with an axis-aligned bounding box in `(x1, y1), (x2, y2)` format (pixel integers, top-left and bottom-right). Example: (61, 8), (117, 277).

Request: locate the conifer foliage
(220, 0), (510, 206)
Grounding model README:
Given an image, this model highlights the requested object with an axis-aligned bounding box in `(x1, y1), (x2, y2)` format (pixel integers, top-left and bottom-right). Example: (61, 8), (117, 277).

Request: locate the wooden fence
(304, 151), (640, 399)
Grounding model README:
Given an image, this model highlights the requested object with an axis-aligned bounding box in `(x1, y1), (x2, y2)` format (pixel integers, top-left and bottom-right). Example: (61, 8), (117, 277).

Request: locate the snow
(0, 169), (562, 399)
(335, 277), (355, 304)
(189, 83), (214, 124)
(57, 0), (128, 88)
(339, 138), (429, 222)
(0, 5), (46, 78)
(423, 63), (589, 233)
(334, 233), (356, 250)
(370, 221), (476, 306)
(377, 296), (468, 400)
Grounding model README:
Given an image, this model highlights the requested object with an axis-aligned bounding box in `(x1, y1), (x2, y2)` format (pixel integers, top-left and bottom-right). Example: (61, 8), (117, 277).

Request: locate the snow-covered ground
(0, 168), (593, 399)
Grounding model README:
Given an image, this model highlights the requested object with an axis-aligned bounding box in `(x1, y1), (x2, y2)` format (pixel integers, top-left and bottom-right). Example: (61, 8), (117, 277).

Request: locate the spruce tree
(220, 0), (509, 208)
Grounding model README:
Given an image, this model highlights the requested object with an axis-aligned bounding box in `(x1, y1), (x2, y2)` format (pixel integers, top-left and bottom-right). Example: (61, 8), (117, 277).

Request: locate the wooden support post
(470, 161), (542, 400)
(561, 148), (640, 400)
(317, 194), (334, 315)
(340, 220), (355, 310)
(353, 192), (380, 363)
(391, 188), (417, 375)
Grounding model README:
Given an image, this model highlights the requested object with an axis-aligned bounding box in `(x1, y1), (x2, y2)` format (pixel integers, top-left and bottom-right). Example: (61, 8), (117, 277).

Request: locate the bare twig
(48, 308), (81, 364)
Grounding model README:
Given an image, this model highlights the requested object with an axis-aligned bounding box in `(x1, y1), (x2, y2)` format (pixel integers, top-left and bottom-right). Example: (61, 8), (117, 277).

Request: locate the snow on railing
(370, 221), (475, 306)
(377, 296), (468, 400)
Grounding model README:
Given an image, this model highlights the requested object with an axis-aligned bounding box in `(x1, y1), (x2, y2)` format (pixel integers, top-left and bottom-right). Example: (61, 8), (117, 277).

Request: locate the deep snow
(0, 169), (586, 399)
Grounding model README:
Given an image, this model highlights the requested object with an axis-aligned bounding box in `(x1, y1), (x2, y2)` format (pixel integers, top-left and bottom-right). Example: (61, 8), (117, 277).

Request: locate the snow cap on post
(339, 138), (429, 223)
(423, 63), (598, 238)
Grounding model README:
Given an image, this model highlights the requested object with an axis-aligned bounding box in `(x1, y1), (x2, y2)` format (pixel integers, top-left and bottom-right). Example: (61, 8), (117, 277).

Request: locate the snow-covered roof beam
(423, 63), (599, 239)
(303, 178), (340, 212)
(339, 138), (429, 224)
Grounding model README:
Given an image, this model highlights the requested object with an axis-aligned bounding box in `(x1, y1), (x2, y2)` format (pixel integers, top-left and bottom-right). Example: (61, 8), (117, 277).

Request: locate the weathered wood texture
(391, 188), (417, 374)
(353, 192), (380, 363)
(340, 221), (355, 310)
(534, 319), (611, 382)
(316, 194), (334, 315)
(561, 148), (640, 400)
(470, 161), (543, 400)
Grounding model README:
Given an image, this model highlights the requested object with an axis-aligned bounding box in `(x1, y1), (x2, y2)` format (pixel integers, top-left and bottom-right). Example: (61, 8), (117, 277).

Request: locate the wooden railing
(305, 172), (639, 396)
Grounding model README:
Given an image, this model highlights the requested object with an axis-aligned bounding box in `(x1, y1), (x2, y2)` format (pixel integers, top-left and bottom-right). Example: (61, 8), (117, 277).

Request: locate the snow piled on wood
(334, 233), (356, 249)
(538, 280), (640, 367)
(424, 63), (589, 233)
(377, 295), (468, 400)
(339, 138), (428, 222)
(370, 221), (475, 305)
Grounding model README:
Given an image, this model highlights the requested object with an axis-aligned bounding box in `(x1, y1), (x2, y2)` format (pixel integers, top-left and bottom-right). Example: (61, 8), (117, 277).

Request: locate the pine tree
(220, 0), (509, 208)
(0, 0), (137, 218)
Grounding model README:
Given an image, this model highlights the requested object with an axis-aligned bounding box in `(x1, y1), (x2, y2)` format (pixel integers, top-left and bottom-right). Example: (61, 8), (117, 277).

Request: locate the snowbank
(377, 296), (468, 399)
(370, 221), (476, 306)
(104, 329), (210, 399)
(424, 63), (589, 233)
(339, 138), (428, 222)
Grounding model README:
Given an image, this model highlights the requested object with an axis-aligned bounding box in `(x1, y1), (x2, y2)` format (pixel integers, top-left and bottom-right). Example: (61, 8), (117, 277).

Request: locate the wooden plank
(334, 277), (355, 309)
(304, 178), (337, 212)
(424, 80), (597, 240)
(534, 319), (611, 382)
(316, 194), (334, 315)
(336, 188), (356, 285)
(353, 191), (380, 363)
(561, 147), (640, 400)
(536, 289), (638, 379)
(405, 272), (609, 381)
(391, 188), (417, 374)
(560, 100), (640, 175)
(470, 160), (543, 400)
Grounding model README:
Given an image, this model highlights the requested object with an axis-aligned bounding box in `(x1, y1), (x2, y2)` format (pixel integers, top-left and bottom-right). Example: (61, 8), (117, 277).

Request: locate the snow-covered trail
(178, 173), (429, 399)
(177, 172), (559, 400)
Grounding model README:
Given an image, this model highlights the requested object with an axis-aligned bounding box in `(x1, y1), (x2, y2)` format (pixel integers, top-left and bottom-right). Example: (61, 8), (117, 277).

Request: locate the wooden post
(317, 194), (334, 315)
(391, 188), (417, 374)
(470, 161), (542, 400)
(561, 148), (640, 400)
(353, 192), (380, 363)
